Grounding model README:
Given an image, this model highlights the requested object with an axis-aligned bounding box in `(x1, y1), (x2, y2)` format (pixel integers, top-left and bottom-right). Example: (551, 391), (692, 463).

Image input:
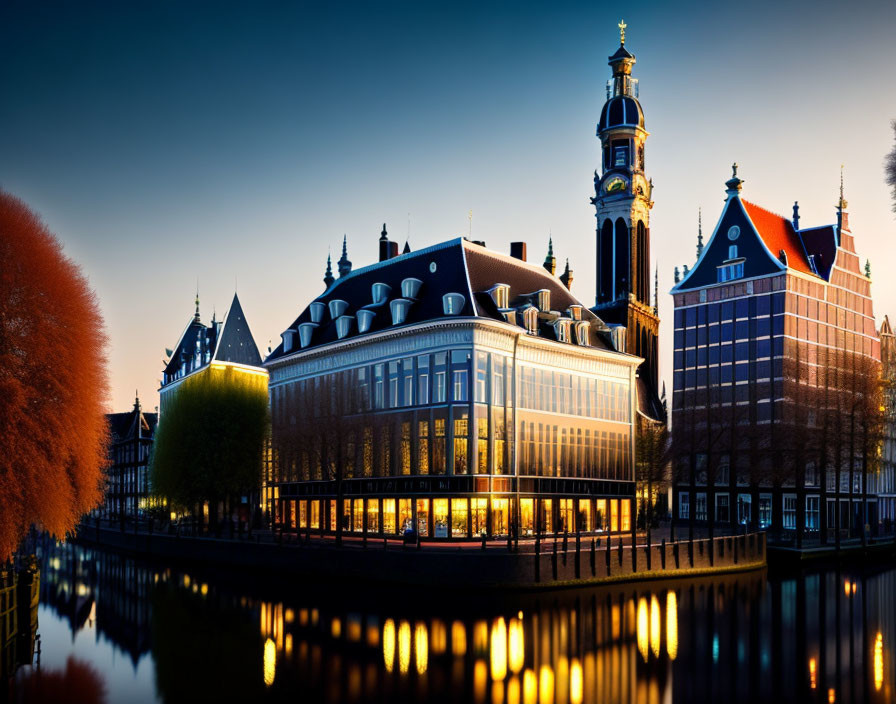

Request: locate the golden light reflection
(452, 620), (467, 657)
(347, 616), (362, 642)
(611, 604), (621, 640)
(474, 659), (488, 704)
(398, 620), (411, 674)
(474, 620), (489, 654)
(200, 583), (208, 597)
(284, 608), (294, 623)
(828, 687), (836, 703)
(649, 595), (661, 658)
(491, 617), (508, 680)
(431, 619), (447, 655)
(383, 619), (396, 672)
(523, 668), (537, 704)
(415, 622), (429, 675)
(331, 617), (342, 639)
(263, 637), (276, 687)
(809, 657), (817, 689)
(637, 597), (649, 662)
(556, 656), (568, 704)
(299, 608), (309, 626)
(507, 675), (520, 704)
(492, 681), (505, 704)
(285, 633), (292, 657)
(873, 631), (883, 691)
(367, 624), (379, 648)
(570, 658), (583, 704)
(538, 665), (554, 704)
(666, 591), (678, 660)
(508, 617), (525, 674)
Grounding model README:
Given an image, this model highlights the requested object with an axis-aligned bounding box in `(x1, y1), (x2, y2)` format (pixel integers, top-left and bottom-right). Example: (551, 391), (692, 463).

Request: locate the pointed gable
(213, 293), (263, 367)
(741, 200), (815, 276)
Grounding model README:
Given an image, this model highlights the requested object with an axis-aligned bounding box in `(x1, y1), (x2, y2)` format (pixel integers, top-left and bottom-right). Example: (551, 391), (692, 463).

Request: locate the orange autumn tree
(0, 191), (109, 560)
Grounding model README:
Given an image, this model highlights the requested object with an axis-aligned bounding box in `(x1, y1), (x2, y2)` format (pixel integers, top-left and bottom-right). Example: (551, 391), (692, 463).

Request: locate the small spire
(682, 264), (689, 276)
(618, 19), (627, 45)
(380, 224), (388, 241)
(674, 266), (680, 284)
(543, 236), (557, 276)
(134, 390), (140, 411)
(696, 208), (704, 259)
(838, 164), (848, 211)
(792, 201), (800, 231)
(337, 235), (352, 277)
(865, 259), (872, 279)
(323, 252), (334, 288)
(194, 285), (200, 322)
(653, 266), (658, 313)
(402, 240), (411, 254)
(725, 162), (744, 198)
(559, 258), (574, 290)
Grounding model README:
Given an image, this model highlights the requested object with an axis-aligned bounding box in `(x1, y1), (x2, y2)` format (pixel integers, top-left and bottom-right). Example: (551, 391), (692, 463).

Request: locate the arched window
(599, 219), (613, 302)
(614, 218), (629, 299)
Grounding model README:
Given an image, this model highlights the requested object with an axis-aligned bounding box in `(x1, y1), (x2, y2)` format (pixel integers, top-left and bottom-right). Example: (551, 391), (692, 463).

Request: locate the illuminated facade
(159, 291), (270, 514)
(265, 234), (640, 539)
(101, 393), (157, 521)
(671, 167), (882, 536)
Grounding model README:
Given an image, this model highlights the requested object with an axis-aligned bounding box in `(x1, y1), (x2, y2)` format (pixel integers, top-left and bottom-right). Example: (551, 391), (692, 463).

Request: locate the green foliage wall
(150, 367), (269, 508)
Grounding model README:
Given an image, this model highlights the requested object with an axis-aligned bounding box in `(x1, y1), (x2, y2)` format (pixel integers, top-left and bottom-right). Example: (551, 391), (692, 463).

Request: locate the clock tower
(591, 22), (663, 419)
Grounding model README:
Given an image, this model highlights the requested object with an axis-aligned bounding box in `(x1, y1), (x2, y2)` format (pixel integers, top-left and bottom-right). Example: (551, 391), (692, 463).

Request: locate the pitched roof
(213, 293), (263, 366)
(741, 200), (815, 276)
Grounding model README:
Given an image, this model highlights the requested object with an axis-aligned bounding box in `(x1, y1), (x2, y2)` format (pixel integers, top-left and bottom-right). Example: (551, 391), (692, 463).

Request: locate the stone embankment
(77, 524), (766, 589)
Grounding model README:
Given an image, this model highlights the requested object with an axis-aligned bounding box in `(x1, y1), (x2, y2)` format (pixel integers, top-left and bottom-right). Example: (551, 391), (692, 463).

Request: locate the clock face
(604, 177), (627, 194)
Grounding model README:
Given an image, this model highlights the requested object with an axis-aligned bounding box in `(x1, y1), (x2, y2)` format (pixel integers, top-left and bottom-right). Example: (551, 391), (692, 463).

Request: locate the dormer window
(488, 284), (510, 309)
(536, 289), (550, 312)
(554, 319), (571, 343)
(523, 307), (538, 335)
(575, 322), (590, 346)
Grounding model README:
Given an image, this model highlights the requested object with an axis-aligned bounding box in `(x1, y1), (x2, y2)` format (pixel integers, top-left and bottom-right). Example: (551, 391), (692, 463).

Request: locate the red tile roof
(741, 199), (815, 276)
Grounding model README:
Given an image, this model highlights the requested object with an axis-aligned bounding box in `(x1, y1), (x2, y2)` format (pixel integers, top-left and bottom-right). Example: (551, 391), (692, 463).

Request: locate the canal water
(9, 540), (895, 703)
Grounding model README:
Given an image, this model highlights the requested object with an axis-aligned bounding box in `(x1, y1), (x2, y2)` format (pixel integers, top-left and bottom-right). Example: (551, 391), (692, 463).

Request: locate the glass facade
(269, 337), (636, 539)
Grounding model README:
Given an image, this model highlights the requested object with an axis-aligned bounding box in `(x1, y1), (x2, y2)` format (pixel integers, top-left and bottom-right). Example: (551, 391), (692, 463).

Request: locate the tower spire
(337, 235), (352, 277)
(653, 266), (658, 313)
(543, 236), (556, 276)
(696, 208), (704, 259)
(194, 285), (200, 322)
(559, 258), (574, 290)
(618, 19), (627, 46)
(323, 252), (334, 288)
(725, 162), (744, 198)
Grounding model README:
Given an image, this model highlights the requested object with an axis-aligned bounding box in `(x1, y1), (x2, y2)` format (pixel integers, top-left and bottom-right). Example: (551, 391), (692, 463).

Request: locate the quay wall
(76, 526), (766, 589)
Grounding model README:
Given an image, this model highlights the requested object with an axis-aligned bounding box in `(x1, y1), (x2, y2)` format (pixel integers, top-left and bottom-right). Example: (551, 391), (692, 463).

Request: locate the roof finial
(865, 259), (872, 279)
(194, 284), (200, 322)
(559, 258), (574, 290)
(324, 251), (335, 288)
(380, 224), (388, 241)
(134, 389), (140, 411)
(338, 234), (352, 277)
(674, 266), (680, 284)
(653, 266), (659, 313)
(838, 164), (848, 210)
(696, 208), (704, 259)
(725, 162), (744, 198)
(543, 236), (556, 276)
(618, 19), (627, 45)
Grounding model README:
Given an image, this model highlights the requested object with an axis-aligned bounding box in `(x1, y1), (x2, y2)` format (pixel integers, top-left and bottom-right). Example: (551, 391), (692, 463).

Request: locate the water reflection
(18, 537), (896, 703)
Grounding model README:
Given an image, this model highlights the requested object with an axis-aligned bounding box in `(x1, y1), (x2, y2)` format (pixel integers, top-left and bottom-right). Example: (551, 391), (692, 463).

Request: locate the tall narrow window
(433, 414), (446, 474)
(418, 419), (430, 474)
(477, 415), (489, 474)
(453, 411), (469, 474)
(400, 421), (411, 475)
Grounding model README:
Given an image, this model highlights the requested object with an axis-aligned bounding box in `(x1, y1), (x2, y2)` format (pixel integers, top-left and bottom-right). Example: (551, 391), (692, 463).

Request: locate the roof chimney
(510, 242), (527, 262)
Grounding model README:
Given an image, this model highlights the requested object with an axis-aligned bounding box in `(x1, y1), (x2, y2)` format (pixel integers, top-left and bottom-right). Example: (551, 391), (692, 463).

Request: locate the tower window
(614, 146), (629, 167)
(728, 245), (738, 260)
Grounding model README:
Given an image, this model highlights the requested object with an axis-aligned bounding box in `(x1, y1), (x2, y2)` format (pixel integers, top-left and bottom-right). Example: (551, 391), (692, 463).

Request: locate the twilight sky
(2, 0), (895, 412)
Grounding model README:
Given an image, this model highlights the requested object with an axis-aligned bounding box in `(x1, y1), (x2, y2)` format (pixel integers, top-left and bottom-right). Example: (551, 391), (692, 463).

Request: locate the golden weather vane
(618, 19), (627, 45)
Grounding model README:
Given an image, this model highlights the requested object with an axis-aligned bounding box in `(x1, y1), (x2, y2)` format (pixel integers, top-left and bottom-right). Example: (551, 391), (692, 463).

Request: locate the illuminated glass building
(264, 232), (640, 539)
(879, 316), (896, 530)
(670, 167), (882, 536)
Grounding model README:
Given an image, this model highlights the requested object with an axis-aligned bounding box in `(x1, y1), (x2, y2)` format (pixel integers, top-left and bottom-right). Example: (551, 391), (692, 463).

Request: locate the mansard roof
(266, 238), (614, 362)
